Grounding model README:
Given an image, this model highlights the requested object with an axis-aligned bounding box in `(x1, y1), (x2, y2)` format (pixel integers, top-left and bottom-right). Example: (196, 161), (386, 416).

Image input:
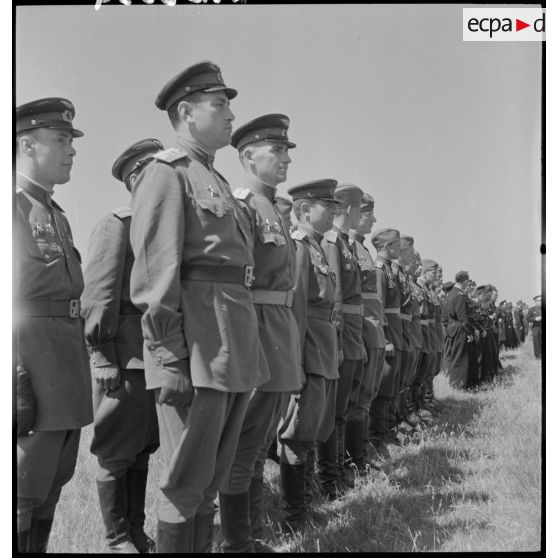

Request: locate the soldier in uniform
(441, 281), (454, 372)
(15, 98), (94, 552)
(527, 295), (542, 359)
(397, 236), (422, 430)
(445, 271), (475, 389)
(128, 61), (264, 553)
(278, 179), (339, 533)
(368, 228), (402, 457)
(426, 264), (444, 408)
(218, 114), (303, 552)
(81, 139), (164, 553)
(347, 193), (386, 472)
(318, 183), (364, 497)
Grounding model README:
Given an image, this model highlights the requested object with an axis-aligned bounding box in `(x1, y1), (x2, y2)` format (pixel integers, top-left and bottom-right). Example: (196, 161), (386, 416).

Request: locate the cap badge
(281, 118), (289, 126)
(61, 110), (73, 122)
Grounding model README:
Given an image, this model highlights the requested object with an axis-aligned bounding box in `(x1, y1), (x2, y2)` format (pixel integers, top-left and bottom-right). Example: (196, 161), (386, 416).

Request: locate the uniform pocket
(196, 198), (233, 218)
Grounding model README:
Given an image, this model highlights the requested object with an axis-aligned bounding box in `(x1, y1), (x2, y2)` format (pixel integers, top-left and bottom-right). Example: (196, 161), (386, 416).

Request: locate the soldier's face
(308, 199), (336, 233)
(249, 141), (291, 187)
(188, 91), (235, 151)
(28, 128), (76, 187)
(400, 245), (413, 265)
(385, 240), (401, 260)
(356, 210), (375, 235)
(424, 269), (436, 284)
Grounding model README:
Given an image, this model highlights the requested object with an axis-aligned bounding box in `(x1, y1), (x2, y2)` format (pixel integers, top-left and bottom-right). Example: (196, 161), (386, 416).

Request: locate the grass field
(48, 339), (542, 553)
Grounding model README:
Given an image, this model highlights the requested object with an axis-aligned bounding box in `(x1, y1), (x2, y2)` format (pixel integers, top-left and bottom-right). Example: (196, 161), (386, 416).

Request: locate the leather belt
(307, 307), (337, 323)
(342, 303), (364, 316)
(361, 292), (378, 300)
(20, 299), (81, 319)
(429, 319), (436, 324)
(400, 313), (412, 321)
(420, 319), (430, 325)
(181, 264), (255, 288)
(252, 289), (295, 308)
(384, 308), (400, 315)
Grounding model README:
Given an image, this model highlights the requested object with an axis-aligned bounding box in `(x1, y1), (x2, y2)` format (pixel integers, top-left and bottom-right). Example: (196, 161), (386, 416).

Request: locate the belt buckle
(244, 266), (255, 288)
(330, 308), (338, 323)
(69, 299), (80, 319)
(285, 290), (295, 308)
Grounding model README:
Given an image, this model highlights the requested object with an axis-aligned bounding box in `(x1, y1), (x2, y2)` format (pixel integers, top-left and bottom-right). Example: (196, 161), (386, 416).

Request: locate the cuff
(144, 332), (189, 367)
(88, 343), (117, 367)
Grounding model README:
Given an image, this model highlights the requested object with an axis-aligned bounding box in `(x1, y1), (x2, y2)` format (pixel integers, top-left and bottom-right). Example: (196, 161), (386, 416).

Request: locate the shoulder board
(112, 206), (132, 219)
(323, 229), (338, 243)
(152, 148), (189, 164)
(291, 230), (307, 241)
(233, 188), (252, 200)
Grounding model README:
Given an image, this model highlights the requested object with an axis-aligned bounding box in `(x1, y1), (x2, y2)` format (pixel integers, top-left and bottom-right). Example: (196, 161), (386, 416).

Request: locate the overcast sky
(14, 3), (542, 304)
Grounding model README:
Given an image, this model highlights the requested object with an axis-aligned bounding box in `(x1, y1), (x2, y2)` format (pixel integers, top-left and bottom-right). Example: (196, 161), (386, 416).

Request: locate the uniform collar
(299, 223), (323, 243)
(349, 230), (365, 244)
(244, 175), (276, 202)
(332, 224), (349, 240)
(16, 172), (55, 208)
(176, 135), (215, 169)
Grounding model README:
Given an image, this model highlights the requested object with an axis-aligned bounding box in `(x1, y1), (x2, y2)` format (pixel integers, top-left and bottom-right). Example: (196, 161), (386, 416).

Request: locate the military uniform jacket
(234, 181), (302, 392)
(348, 231), (385, 349)
(322, 227), (364, 360)
(417, 277), (434, 353)
(15, 175), (93, 431)
(526, 306), (542, 327)
(129, 138), (265, 392)
(393, 261), (412, 352)
(81, 208), (144, 370)
(445, 286), (474, 338)
(291, 225), (339, 380)
(407, 277), (423, 350)
(375, 254), (403, 350)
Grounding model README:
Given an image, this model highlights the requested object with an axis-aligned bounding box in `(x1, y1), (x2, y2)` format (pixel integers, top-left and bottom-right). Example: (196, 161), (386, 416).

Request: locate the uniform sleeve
(454, 293), (474, 334)
(81, 214), (127, 366)
(376, 268), (391, 343)
(322, 238), (344, 340)
(291, 241), (310, 362)
(129, 162), (189, 365)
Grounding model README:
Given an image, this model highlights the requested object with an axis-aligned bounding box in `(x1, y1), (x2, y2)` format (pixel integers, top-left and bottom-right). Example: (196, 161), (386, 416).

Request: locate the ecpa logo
(463, 8), (545, 42)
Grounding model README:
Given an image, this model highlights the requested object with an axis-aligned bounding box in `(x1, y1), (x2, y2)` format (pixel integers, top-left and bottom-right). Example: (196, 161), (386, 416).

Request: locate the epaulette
(323, 229), (339, 243)
(112, 207), (132, 219)
(152, 148), (189, 164)
(291, 230), (307, 241)
(233, 188), (252, 200)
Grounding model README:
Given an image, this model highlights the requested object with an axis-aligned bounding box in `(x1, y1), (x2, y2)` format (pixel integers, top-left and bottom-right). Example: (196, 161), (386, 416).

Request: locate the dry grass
(48, 339), (542, 553)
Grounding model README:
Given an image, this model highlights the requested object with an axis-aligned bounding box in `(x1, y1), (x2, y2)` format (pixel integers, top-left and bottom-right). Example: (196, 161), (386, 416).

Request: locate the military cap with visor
(455, 270), (470, 283)
(371, 227), (400, 248)
(155, 61), (237, 111)
(421, 259), (439, 272)
(111, 138), (164, 183)
(360, 193), (375, 212)
(231, 113), (296, 150)
(333, 182), (363, 206)
(287, 179), (340, 203)
(442, 281), (455, 292)
(400, 234), (415, 246)
(16, 97), (84, 138)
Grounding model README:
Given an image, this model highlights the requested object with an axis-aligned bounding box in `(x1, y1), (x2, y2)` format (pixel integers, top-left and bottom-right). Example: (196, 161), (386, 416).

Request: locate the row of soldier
(15, 60), (542, 554)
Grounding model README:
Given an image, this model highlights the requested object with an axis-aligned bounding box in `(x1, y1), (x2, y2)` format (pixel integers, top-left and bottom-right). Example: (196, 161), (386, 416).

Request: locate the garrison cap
(421, 259), (439, 272)
(360, 193), (375, 212)
(275, 195), (293, 216)
(288, 179), (339, 203)
(155, 61), (237, 111)
(371, 228), (400, 248)
(16, 97), (84, 138)
(455, 270), (470, 283)
(443, 281), (455, 292)
(111, 138), (164, 182)
(334, 183), (363, 206)
(231, 114), (296, 150)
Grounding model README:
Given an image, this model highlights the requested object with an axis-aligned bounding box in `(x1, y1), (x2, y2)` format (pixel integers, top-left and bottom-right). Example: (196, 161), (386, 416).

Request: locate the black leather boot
(96, 478), (138, 553)
(193, 511), (215, 553)
(29, 518), (54, 553)
(318, 427), (344, 499)
(18, 528), (31, 553)
(219, 492), (256, 553)
(304, 448), (316, 508)
(156, 518), (195, 553)
(248, 477), (274, 553)
(126, 469), (155, 553)
(345, 420), (365, 471)
(280, 462), (307, 534)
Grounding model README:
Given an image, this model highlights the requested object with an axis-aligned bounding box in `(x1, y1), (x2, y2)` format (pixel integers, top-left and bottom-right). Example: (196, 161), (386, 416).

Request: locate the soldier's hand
(16, 365), (35, 437)
(385, 343), (395, 357)
(466, 335), (474, 343)
(158, 359), (194, 408)
(93, 365), (121, 392)
(337, 349), (344, 366)
(481, 330), (487, 338)
(535, 316), (542, 322)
